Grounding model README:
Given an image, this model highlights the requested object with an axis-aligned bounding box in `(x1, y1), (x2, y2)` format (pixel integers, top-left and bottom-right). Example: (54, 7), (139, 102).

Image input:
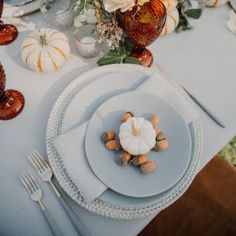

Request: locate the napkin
(53, 73), (197, 203)
(54, 122), (107, 203)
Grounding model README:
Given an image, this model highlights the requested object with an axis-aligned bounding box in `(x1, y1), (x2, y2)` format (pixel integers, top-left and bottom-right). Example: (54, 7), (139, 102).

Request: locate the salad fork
(28, 149), (90, 236)
(20, 171), (64, 236)
(28, 150), (61, 197)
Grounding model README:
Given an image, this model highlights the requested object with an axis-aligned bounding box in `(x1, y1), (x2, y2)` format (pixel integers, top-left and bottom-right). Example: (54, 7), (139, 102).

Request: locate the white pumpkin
(161, 7), (179, 36)
(160, 0), (178, 14)
(206, 0), (229, 7)
(119, 117), (156, 155)
(21, 28), (70, 72)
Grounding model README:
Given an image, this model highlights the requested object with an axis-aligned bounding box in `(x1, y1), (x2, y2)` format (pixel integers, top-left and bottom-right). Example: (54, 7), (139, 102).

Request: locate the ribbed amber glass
(121, 0), (166, 48)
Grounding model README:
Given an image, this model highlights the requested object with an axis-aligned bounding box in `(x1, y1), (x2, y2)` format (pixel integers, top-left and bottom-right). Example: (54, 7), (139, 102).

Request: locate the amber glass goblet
(0, 63), (25, 120)
(118, 0), (166, 67)
(0, 0), (18, 45)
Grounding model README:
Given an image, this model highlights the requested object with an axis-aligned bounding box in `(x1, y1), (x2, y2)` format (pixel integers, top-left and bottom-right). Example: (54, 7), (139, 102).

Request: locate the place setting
(46, 63), (203, 219)
(15, 61), (204, 235)
(18, 63), (202, 235)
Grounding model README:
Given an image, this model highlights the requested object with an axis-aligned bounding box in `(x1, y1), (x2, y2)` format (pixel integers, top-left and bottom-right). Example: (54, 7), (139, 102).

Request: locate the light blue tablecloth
(0, 6), (236, 236)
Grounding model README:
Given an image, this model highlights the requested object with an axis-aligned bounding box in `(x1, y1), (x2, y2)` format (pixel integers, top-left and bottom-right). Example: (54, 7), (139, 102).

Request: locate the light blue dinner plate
(85, 91), (192, 198)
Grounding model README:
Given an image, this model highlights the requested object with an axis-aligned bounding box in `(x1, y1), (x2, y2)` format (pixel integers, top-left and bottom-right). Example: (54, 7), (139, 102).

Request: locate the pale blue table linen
(0, 6), (236, 236)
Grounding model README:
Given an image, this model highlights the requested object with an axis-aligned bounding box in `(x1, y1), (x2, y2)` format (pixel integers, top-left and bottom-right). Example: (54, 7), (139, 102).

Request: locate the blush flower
(104, 0), (136, 12)
(137, 0), (150, 6)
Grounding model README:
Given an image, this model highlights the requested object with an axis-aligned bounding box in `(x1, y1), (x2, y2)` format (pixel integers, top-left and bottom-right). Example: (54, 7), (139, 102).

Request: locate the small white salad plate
(85, 91), (192, 197)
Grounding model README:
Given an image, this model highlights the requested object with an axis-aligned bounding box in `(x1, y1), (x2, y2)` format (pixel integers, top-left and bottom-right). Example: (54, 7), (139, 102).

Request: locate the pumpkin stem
(39, 34), (47, 47)
(131, 120), (140, 136)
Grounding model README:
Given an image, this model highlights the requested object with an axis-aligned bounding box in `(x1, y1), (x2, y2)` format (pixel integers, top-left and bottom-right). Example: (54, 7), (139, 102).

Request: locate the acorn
(130, 155), (148, 166)
(158, 139), (169, 150)
(156, 132), (165, 141)
(140, 160), (157, 174)
(152, 139), (169, 151)
(101, 130), (116, 142)
(121, 111), (135, 122)
(150, 115), (160, 126)
(115, 151), (131, 166)
(105, 140), (121, 151)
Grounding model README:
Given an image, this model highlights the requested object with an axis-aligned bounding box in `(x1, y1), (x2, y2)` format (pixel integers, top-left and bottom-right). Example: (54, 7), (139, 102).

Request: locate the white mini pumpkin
(119, 117), (156, 155)
(160, 0), (178, 13)
(161, 7), (179, 36)
(206, 0), (229, 7)
(21, 28), (70, 72)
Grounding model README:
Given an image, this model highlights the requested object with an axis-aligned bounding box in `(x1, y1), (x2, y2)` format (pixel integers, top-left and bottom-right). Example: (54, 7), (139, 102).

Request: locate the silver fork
(20, 171), (64, 236)
(28, 150), (61, 197)
(20, 171), (45, 210)
(28, 149), (90, 236)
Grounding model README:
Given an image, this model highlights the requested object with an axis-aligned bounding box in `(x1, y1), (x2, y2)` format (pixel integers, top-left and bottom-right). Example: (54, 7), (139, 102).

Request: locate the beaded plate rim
(46, 64), (202, 220)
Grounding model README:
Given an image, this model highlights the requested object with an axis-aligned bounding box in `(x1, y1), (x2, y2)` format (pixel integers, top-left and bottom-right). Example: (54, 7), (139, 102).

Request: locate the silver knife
(154, 63), (225, 128)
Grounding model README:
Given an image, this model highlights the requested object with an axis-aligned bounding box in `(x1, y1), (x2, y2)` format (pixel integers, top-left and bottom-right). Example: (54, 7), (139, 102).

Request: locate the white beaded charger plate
(46, 64), (202, 219)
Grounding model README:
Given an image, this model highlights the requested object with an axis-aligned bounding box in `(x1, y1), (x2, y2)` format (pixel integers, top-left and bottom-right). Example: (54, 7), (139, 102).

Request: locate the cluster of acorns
(101, 112), (169, 175)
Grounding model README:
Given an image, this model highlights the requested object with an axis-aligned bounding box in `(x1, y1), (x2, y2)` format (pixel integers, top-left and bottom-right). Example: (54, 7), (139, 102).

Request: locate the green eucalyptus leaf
(184, 8), (202, 19)
(177, 13), (192, 32)
(97, 48), (126, 66)
(124, 56), (141, 65)
(97, 56), (124, 66)
(97, 54), (125, 66)
(176, 0), (202, 32)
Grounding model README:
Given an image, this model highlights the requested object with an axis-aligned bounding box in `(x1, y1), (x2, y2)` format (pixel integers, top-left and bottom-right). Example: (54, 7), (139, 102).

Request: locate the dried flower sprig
(97, 19), (123, 49)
